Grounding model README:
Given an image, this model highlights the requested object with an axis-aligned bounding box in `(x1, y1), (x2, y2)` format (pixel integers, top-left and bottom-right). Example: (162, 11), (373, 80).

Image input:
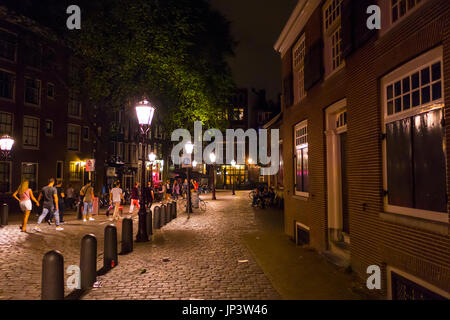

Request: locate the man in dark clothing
(34, 178), (63, 231)
(144, 181), (154, 209)
(56, 180), (65, 223)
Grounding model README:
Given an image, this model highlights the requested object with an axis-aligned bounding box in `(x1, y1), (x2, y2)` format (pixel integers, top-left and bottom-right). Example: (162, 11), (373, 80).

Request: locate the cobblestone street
(0, 191), (361, 300)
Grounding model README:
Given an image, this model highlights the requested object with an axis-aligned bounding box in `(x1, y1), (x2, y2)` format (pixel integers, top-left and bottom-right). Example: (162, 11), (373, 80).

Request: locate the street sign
(181, 154), (192, 168)
(86, 159), (95, 172)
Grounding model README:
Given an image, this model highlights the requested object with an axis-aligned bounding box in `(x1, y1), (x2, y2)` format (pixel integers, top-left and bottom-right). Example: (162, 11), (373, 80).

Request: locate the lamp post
(209, 153), (216, 200)
(0, 135), (14, 227)
(135, 100), (155, 243)
(231, 160), (236, 195)
(185, 141), (194, 216)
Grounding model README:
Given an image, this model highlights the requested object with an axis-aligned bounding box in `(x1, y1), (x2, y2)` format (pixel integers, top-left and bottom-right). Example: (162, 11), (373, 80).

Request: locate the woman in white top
(12, 180), (39, 232)
(109, 182), (124, 221)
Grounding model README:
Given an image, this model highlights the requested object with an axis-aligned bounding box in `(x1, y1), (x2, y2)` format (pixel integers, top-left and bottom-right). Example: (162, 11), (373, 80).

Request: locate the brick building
(275, 0), (449, 299)
(0, 7), (93, 209)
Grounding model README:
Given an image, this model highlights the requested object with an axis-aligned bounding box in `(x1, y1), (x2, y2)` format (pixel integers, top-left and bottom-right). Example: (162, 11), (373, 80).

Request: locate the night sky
(211, 0), (298, 102)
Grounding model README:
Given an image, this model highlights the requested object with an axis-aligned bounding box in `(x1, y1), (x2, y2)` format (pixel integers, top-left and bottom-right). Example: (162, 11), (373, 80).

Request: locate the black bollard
(160, 204), (167, 228)
(41, 250), (64, 300)
(121, 218), (133, 254)
(77, 201), (83, 220)
(173, 201), (177, 219)
(146, 209), (153, 236)
(153, 206), (161, 229)
(80, 234), (97, 290)
(166, 203), (172, 223)
(1, 203), (8, 226)
(104, 224), (118, 270)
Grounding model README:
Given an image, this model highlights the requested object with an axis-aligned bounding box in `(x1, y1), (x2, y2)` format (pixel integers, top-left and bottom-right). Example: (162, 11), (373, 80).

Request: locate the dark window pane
(387, 85), (393, 99)
(394, 81), (401, 96)
(411, 72), (419, 89)
(432, 82), (442, 100)
(421, 86), (430, 104)
(388, 101), (394, 115)
(403, 94), (411, 110)
(412, 90), (420, 107)
(421, 67), (430, 85)
(395, 98), (402, 113)
(386, 118), (414, 208)
(392, 7), (398, 22)
(413, 109), (446, 212)
(431, 62), (441, 81)
(402, 77), (410, 93)
(399, 0), (406, 16)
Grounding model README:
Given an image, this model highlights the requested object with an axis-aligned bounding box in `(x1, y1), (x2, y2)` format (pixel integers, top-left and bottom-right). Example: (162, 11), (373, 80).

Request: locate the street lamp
(209, 152), (216, 200)
(185, 141), (194, 215)
(231, 160), (236, 195)
(135, 100), (155, 243)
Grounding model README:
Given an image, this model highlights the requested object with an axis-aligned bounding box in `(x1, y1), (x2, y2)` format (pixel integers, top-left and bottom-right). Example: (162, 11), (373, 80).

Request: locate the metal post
(166, 202), (172, 223)
(41, 250), (64, 300)
(80, 234), (97, 290)
(136, 134), (148, 242)
(160, 204), (167, 226)
(153, 206), (161, 229)
(104, 224), (118, 270)
(211, 164), (216, 200)
(232, 165), (236, 195)
(146, 209), (153, 236)
(1, 203), (8, 226)
(186, 167), (192, 215)
(121, 218), (133, 254)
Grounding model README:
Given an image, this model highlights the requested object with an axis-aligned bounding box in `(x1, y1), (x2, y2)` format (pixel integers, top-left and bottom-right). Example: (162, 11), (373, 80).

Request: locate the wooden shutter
(304, 39), (323, 91)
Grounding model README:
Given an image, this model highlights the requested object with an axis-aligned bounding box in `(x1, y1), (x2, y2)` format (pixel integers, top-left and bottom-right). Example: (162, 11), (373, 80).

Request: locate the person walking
(81, 180), (95, 222)
(172, 180), (179, 200)
(129, 182), (140, 215)
(109, 181), (124, 221)
(66, 184), (75, 209)
(182, 179), (188, 199)
(34, 178), (63, 231)
(12, 180), (39, 232)
(144, 181), (154, 209)
(165, 180), (172, 201)
(56, 180), (65, 224)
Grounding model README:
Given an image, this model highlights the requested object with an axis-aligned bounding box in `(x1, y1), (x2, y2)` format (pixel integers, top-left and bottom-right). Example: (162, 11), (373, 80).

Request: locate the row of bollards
(153, 201), (177, 230)
(41, 202), (177, 300)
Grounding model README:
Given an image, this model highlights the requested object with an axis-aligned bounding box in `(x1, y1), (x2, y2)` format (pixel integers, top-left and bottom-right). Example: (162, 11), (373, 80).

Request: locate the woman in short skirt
(12, 180), (40, 232)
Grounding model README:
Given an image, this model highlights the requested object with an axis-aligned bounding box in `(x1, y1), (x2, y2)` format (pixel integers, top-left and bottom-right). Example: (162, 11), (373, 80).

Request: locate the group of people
(159, 178), (200, 201)
(252, 185), (276, 209)
(12, 178), (97, 232)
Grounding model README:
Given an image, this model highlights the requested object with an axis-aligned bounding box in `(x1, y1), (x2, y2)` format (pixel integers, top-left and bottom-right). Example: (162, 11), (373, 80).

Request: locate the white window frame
(24, 77), (41, 107)
(294, 120), (309, 197)
(0, 111), (13, 136)
(0, 161), (12, 193)
(0, 68), (15, 102)
(390, 0), (426, 26)
(381, 46), (447, 223)
(293, 33), (306, 102)
(323, 0), (345, 79)
(67, 124), (81, 151)
(69, 161), (82, 181)
(21, 162), (39, 191)
(22, 115), (40, 149)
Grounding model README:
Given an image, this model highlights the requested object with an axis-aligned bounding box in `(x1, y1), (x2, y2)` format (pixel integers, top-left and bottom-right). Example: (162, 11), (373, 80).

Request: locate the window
(278, 142), (284, 188)
(293, 34), (306, 101)
(336, 111), (347, 129)
(0, 31), (17, 61)
(69, 161), (83, 181)
(294, 121), (309, 196)
(21, 163), (38, 191)
(68, 89), (82, 118)
(47, 83), (55, 99)
(323, 0), (344, 76)
(0, 112), (13, 135)
(0, 70), (14, 100)
(45, 119), (53, 136)
(67, 124), (81, 151)
(83, 126), (89, 140)
(382, 47), (446, 222)
(0, 161), (11, 193)
(23, 116), (39, 148)
(24, 78), (41, 105)
(56, 161), (63, 180)
(391, 0), (423, 24)
(232, 108), (245, 121)
(23, 40), (42, 68)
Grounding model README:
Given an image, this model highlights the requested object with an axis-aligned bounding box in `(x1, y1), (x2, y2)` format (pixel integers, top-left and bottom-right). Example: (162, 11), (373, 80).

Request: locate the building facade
(275, 0), (449, 299)
(0, 7), (93, 210)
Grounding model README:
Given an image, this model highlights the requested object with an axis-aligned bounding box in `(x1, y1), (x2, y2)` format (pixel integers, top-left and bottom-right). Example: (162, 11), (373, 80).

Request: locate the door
(340, 132), (350, 234)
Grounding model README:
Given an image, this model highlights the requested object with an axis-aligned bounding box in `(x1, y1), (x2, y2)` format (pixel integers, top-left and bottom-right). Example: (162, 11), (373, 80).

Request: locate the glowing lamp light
(185, 141), (194, 155)
(0, 135), (14, 151)
(231, 160), (236, 167)
(148, 152), (156, 162)
(209, 152), (216, 163)
(248, 157), (253, 164)
(192, 160), (198, 167)
(135, 100), (155, 126)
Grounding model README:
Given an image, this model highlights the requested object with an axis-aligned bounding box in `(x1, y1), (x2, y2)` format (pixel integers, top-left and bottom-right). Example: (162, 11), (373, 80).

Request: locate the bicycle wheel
(199, 200), (206, 212)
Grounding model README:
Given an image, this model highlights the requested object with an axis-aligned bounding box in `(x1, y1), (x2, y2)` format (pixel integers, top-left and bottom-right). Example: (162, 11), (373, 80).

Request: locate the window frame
(381, 46), (447, 223)
(56, 160), (64, 181)
(0, 29), (17, 62)
(390, 0), (426, 26)
(0, 111), (13, 136)
(69, 161), (83, 181)
(294, 120), (309, 197)
(67, 123), (81, 151)
(47, 82), (55, 99)
(68, 89), (82, 119)
(0, 161), (12, 193)
(322, 0), (345, 79)
(292, 33), (306, 103)
(24, 77), (41, 107)
(83, 126), (90, 141)
(0, 68), (15, 102)
(21, 162), (39, 192)
(22, 115), (40, 149)
(44, 119), (53, 136)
